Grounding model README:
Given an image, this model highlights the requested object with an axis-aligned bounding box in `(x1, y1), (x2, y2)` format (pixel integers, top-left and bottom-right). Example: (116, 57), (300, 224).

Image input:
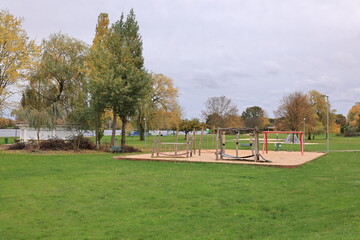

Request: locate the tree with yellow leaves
(135, 73), (182, 140)
(0, 10), (36, 114)
(347, 102), (360, 132)
(308, 90), (337, 139)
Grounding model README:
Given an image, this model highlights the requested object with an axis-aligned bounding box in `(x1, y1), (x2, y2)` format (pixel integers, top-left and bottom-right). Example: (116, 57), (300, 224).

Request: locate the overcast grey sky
(3, 0), (360, 119)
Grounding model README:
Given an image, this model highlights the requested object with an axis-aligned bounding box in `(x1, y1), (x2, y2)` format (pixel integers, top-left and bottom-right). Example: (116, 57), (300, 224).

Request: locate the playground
(113, 150), (325, 168)
(114, 128), (326, 168)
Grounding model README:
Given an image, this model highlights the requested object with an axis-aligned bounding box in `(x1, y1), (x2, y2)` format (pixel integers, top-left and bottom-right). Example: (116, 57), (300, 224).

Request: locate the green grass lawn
(0, 151), (359, 239)
(0, 137), (18, 144)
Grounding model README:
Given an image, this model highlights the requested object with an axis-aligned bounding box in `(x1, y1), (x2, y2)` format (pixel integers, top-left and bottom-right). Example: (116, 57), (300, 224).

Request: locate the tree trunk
(95, 114), (100, 150)
(120, 115), (128, 149)
(139, 123), (145, 141)
(37, 128), (40, 150)
(111, 109), (117, 146)
(77, 135), (81, 152)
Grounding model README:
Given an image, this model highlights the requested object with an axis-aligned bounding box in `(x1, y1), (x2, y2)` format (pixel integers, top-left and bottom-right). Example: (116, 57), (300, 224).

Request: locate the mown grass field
(0, 149), (359, 239)
(0, 137), (18, 145)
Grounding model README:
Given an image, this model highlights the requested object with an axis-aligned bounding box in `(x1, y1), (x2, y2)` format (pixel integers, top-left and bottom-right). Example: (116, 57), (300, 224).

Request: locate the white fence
(0, 129), (207, 140)
(0, 129), (18, 137)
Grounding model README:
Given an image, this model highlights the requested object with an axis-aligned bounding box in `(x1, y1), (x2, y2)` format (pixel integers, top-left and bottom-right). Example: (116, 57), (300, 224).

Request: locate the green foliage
(335, 114), (347, 127)
(0, 152), (359, 239)
(36, 33), (88, 107)
(179, 118), (203, 135)
(88, 10), (151, 147)
(242, 106), (269, 129)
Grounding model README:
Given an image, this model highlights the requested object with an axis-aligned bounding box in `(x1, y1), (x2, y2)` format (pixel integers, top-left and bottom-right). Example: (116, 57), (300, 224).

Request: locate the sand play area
(113, 150), (326, 168)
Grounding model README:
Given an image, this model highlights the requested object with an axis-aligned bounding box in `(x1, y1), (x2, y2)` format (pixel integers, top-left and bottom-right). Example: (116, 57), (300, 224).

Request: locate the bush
(67, 136), (96, 150)
(8, 137), (96, 151)
(8, 138), (140, 152)
(122, 145), (141, 153)
(39, 138), (71, 150)
(8, 142), (26, 150)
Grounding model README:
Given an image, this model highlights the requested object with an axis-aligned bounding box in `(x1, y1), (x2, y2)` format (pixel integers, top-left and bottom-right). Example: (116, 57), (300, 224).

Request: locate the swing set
(215, 127), (271, 162)
(262, 131), (304, 155)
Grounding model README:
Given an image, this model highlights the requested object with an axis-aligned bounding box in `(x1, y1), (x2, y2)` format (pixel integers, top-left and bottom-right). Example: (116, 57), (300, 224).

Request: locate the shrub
(8, 142), (26, 150)
(39, 138), (71, 150)
(8, 137), (96, 151)
(67, 136), (96, 150)
(122, 145), (141, 153)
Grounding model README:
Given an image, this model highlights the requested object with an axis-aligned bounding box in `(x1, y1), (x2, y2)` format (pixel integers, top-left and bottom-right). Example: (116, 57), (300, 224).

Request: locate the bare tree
(202, 96), (239, 128)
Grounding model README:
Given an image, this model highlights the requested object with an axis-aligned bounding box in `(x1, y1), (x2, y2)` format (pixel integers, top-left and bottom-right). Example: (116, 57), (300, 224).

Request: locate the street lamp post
(326, 95), (330, 153)
(322, 95), (330, 153)
(144, 117), (147, 148)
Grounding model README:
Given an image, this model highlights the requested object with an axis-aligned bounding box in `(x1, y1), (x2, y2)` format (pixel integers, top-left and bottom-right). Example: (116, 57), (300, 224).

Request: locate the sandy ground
(113, 149), (326, 168)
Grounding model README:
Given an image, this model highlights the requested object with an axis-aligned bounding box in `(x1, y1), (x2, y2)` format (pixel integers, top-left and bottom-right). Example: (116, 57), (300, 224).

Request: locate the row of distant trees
(0, 9), (182, 149)
(185, 92), (359, 139)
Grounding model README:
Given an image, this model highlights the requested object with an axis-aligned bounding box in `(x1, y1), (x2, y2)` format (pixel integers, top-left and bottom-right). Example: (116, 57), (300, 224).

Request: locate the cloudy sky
(3, 0), (360, 119)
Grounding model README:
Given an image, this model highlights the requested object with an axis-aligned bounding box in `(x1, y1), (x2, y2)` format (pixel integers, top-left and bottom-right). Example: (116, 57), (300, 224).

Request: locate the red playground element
(262, 131), (304, 155)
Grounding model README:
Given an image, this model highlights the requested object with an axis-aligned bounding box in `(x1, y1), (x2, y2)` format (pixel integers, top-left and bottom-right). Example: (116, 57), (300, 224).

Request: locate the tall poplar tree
(89, 10), (151, 148)
(87, 13), (110, 149)
(110, 9), (151, 147)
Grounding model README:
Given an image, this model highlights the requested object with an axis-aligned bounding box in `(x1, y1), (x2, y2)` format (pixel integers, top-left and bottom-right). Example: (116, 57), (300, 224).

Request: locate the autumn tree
(223, 115), (243, 128)
(0, 10), (36, 114)
(136, 73), (182, 140)
(347, 102), (360, 132)
(0, 117), (14, 128)
(202, 96), (239, 128)
(275, 92), (315, 132)
(87, 13), (110, 149)
(241, 106), (269, 129)
(308, 90), (337, 138)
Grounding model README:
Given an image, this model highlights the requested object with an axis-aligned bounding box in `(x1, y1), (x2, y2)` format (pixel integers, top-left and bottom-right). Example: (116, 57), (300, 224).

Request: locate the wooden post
(250, 133), (254, 155)
(151, 139), (154, 157)
(193, 129), (196, 154)
(254, 129), (260, 161)
(300, 132), (304, 155)
(199, 128), (203, 156)
(157, 132), (160, 156)
(215, 128), (219, 160)
(220, 130), (225, 160)
(236, 131), (239, 157)
(262, 132), (266, 154)
(186, 133), (189, 158)
(175, 131), (178, 156)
